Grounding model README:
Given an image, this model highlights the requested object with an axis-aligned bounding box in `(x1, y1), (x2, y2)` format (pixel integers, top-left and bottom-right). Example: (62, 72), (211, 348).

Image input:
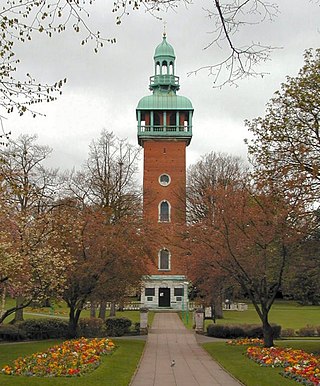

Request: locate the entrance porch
(141, 275), (188, 310)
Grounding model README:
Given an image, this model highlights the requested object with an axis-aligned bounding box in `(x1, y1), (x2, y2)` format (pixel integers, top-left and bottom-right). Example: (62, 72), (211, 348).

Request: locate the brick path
(130, 313), (242, 386)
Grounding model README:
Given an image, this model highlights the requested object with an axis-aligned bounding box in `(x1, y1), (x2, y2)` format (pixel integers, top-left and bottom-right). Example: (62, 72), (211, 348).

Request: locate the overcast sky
(4, 0), (320, 174)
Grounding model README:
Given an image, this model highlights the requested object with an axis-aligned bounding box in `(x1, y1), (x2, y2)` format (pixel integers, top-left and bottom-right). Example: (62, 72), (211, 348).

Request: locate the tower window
(159, 174), (171, 186)
(168, 111), (176, 127)
(159, 200), (170, 222)
(154, 112), (161, 127)
(159, 249), (170, 270)
(156, 62), (160, 75)
(161, 61), (168, 75)
(169, 62), (174, 75)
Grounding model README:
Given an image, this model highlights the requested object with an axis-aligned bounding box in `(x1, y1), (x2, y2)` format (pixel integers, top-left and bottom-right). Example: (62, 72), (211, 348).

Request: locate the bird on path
(171, 360), (175, 367)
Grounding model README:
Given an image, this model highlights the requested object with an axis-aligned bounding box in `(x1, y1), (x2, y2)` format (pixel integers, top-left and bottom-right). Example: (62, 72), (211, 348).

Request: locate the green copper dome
(137, 94), (193, 110)
(154, 35), (175, 60)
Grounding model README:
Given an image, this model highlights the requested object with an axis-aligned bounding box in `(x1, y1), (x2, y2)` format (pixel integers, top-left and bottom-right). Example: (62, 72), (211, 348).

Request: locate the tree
(53, 201), (146, 337)
(0, 134), (66, 322)
(283, 209), (320, 305)
(246, 49), (320, 203)
(187, 152), (247, 318)
(186, 152), (248, 317)
(187, 151), (248, 223)
(62, 130), (142, 326)
(0, 0), (110, 118)
(68, 130), (141, 221)
(186, 182), (311, 347)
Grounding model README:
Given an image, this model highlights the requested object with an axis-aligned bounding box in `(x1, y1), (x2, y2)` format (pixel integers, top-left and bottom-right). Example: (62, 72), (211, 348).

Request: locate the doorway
(158, 288), (170, 307)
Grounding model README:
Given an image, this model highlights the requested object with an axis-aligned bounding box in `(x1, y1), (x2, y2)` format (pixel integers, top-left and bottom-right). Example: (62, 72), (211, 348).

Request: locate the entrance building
(136, 34), (193, 309)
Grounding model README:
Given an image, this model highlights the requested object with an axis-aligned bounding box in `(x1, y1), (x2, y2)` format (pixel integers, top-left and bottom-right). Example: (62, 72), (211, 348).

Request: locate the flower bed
(227, 338), (264, 346)
(246, 346), (320, 386)
(2, 337), (115, 377)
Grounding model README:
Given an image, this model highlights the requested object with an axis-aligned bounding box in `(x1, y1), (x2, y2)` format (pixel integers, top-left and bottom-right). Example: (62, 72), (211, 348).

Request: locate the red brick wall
(143, 140), (187, 275)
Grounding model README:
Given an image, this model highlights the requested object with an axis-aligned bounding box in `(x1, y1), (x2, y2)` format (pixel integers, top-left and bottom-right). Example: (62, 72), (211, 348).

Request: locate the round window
(159, 174), (171, 186)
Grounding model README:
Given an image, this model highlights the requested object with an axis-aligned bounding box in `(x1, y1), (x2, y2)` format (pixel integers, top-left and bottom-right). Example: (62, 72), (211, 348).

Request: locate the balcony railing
(138, 125), (192, 133)
(149, 75), (179, 87)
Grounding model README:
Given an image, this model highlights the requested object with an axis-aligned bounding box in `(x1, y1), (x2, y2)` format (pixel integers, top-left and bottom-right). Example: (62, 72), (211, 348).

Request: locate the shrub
(296, 325), (317, 337)
(18, 318), (69, 340)
(281, 328), (296, 337)
(207, 323), (281, 339)
(78, 317), (105, 338)
(207, 324), (231, 338)
(0, 324), (26, 341)
(105, 317), (132, 337)
(134, 322), (140, 332)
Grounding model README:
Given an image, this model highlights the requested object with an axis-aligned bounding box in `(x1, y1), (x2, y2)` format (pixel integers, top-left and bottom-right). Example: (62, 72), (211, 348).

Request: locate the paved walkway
(130, 313), (242, 386)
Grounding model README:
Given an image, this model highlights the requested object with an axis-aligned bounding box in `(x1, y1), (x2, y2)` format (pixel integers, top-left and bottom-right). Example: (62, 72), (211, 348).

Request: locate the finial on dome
(163, 20), (167, 37)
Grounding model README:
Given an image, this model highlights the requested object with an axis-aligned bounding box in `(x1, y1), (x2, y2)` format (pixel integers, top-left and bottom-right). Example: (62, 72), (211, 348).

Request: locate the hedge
(105, 317), (132, 337)
(207, 323), (281, 339)
(17, 318), (69, 340)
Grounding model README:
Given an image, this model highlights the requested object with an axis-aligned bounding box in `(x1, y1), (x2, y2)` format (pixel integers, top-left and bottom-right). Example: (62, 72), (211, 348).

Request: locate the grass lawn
(4, 298), (155, 328)
(203, 340), (320, 386)
(0, 338), (145, 386)
(181, 300), (320, 331)
(211, 301), (320, 330)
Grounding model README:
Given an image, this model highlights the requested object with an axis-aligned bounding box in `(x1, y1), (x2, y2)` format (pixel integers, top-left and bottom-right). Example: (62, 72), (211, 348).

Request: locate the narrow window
(162, 61), (168, 75)
(154, 112), (161, 126)
(159, 200), (170, 222)
(156, 62), (160, 75)
(159, 249), (170, 270)
(169, 62), (174, 75)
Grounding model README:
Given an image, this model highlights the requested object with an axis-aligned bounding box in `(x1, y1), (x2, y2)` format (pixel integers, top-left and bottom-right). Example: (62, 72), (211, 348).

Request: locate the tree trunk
(262, 313), (274, 347)
(12, 297), (25, 323)
(98, 301), (107, 320)
(0, 285), (6, 318)
(68, 306), (82, 338)
(213, 293), (223, 319)
(90, 302), (96, 318)
(109, 302), (116, 317)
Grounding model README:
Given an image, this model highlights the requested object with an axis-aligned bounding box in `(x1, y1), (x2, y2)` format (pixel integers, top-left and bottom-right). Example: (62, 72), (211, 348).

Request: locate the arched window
(159, 249), (170, 270)
(159, 200), (170, 222)
(169, 62), (174, 75)
(161, 61), (168, 75)
(156, 62), (160, 75)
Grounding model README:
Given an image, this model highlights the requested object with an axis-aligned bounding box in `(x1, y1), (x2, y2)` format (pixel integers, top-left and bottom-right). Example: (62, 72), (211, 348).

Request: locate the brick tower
(137, 34), (193, 309)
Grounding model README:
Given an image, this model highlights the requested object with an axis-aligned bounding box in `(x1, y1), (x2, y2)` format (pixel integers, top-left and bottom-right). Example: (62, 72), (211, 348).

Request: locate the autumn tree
(186, 152), (248, 317)
(187, 182), (311, 347)
(52, 201), (146, 337)
(246, 49), (320, 203)
(0, 134), (66, 322)
(63, 130), (141, 318)
(187, 151), (248, 223)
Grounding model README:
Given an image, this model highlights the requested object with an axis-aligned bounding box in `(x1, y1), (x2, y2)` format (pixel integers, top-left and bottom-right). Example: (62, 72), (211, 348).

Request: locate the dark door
(158, 288), (170, 307)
